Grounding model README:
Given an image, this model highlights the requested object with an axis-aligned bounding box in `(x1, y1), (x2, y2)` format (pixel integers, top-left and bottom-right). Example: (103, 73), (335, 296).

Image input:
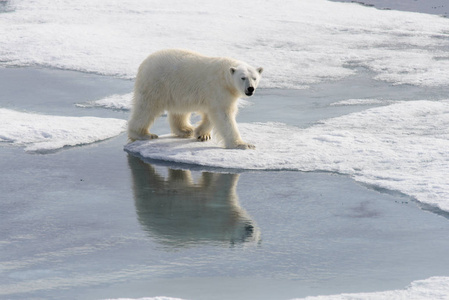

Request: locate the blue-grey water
(1, 66), (449, 300)
(331, 0), (448, 17)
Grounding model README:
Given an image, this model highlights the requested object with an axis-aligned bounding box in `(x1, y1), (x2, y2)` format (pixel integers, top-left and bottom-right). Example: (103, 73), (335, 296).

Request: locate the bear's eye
(241, 77), (246, 81)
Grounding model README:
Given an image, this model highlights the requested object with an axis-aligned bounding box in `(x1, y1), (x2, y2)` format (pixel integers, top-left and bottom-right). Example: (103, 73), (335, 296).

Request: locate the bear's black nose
(248, 87), (254, 93)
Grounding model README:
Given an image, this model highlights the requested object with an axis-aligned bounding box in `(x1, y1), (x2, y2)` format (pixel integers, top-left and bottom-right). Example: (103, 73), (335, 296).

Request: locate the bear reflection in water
(128, 155), (260, 247)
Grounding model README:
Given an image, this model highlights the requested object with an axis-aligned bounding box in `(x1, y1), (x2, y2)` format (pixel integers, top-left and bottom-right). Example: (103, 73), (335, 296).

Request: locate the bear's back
(136, 49), (238, 100)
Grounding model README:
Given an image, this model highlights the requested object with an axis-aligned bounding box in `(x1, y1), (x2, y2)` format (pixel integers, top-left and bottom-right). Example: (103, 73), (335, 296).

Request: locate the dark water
(2, 67), (449, 300)
(331, 0), (448, 17)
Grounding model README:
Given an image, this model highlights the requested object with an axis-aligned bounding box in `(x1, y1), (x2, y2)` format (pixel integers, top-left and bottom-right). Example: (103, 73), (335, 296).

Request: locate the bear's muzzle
(245, 87), (255, 96)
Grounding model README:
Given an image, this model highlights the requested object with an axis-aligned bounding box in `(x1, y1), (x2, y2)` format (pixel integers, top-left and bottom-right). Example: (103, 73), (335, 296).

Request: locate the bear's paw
(173, 127), (194, 138)
(197, 134), (211, 142)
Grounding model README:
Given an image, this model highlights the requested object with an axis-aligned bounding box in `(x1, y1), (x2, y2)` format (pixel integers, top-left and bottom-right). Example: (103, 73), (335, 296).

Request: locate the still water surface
(1, 67), (449, 300)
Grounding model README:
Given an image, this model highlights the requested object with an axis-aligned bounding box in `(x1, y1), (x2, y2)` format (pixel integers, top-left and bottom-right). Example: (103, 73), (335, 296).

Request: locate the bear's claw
(144, 133), (159, 139)
(197, 134), (211, 142)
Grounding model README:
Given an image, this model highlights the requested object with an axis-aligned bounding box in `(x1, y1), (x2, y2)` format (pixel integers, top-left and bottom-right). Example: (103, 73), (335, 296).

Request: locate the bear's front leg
(210, 109), (255, 150)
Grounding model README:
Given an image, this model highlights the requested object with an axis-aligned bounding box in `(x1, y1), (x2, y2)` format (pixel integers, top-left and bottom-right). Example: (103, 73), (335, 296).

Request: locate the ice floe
(76, 93), (133, 111)
(106, 298), (183, 300)
(294, 276), (449, 300)
(105, 277), (449, 300)
(126, 100), (449, 212)
(330, 99), (396, 106)
(0, 109), (127, 152)
(0, 0), (448, 89)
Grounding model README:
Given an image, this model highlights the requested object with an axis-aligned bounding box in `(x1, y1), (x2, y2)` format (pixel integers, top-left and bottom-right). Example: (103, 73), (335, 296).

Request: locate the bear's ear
(257, 67), (263, 74)
(230, 67), (236, 75)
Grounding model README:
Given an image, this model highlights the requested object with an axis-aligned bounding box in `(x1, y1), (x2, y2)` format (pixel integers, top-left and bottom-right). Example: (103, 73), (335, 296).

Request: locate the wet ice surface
(1, 68), (449, 300)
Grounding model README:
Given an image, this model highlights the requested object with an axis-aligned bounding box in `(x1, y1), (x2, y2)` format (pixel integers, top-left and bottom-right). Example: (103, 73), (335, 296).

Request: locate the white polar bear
(127, 49), (263, 149)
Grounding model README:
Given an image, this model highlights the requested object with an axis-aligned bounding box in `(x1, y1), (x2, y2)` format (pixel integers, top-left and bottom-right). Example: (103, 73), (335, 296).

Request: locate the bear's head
(230, 64), (263, 97)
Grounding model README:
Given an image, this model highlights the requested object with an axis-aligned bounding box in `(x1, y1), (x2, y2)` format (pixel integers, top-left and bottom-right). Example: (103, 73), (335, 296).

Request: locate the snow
(295, 277), (449, 300)
(106, 298), (183, 300)
(330, 99), (396, 106)
(0, 109), (127, 152)
(76, 93), (133, 111)
(125, 100), (449, 212)
(0, 0), (448, 89)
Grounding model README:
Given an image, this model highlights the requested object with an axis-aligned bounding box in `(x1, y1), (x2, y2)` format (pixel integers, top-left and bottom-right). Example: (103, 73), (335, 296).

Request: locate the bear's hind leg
(194, 113), (212, 141)
(128, 104), (162, 141)
(169, 113), (194, 138)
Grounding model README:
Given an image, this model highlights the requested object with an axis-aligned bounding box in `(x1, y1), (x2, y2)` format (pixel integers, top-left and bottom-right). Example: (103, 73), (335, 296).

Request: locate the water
(331, 0), (449, 17)
(2, 67), (449, 300)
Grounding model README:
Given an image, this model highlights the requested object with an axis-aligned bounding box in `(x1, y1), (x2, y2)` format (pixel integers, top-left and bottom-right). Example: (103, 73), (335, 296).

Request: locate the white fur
(128, 49), (263, 149)
(128, 156), (261, 246)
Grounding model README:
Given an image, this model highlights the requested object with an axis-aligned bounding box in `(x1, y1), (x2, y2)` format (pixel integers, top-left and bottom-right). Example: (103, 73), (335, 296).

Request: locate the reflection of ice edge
(128, 155), (261, 247)
(125, 100), (449, 214)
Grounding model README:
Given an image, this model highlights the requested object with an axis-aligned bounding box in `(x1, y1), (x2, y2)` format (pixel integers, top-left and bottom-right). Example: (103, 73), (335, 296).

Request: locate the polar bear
(127, 49), (263, 149)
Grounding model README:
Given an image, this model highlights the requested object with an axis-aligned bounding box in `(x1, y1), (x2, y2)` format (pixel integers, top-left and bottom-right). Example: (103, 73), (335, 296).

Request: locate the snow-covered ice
(76, 93), (133, 111)
(126, 100), (449, 212)
(105, 277), (449, 300)
(295, 277), (449, 300)
(0, 0), (448, 89)
(0, 108), (127, 152)
(107, 298), (184, 300)
(330, 99), (396, 106)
